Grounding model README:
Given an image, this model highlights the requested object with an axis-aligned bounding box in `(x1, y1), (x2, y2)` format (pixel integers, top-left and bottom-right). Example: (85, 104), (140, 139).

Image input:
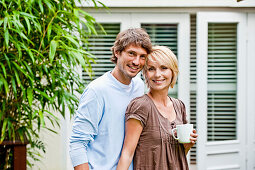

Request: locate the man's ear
(115, 51), (120, 58)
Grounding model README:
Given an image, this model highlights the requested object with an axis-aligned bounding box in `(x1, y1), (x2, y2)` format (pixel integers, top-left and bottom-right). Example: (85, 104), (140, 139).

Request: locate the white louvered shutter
(207, 23), (237, 141)
(82, 23), (120, 83)
(189, 14), (197, 165)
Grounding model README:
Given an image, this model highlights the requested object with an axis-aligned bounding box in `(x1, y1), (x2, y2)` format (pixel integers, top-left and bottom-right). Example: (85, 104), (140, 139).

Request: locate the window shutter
(190, 14), (197, 164)
(82, 23), (120, 83)
(207, 23), (237, 141)
(141, 24), (178, 98)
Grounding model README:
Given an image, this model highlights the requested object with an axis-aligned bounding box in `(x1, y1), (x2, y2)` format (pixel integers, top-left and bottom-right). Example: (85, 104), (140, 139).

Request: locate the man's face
(115, 44), (148, 81)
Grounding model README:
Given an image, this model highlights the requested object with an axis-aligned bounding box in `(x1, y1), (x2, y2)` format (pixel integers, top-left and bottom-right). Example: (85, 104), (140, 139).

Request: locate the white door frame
(196, 12), (247, 170)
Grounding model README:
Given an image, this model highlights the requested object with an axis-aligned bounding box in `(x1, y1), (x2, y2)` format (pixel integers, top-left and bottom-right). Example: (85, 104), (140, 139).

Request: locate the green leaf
(1, 119), (8, 142)
(4, 29), (9, 48)
(0, 63), (7, 78)
(34, 88), (52, 101)
(13, 40), (22, 58)
(0, 74), (9, 94)
(44, 110), (59, 122)
(74, 8), (79, 18)
(44, 127), (57, 134)
(47, 24), (52, 41)
(72, 51), (86, 68)
(55, 16), (67, 25)
(64, 35), (79, 47)
(13, 68), (21, 87)
(38, 0), (44, 13)
(79, 10), (94, 19)
(12, 61), (33, 82)
(33, 110), (38, 119)
(43, 0), (54, 12)
(27, 49), (35, 63)
(49, 40), (58, 63)
(27, 88), (33, 107)
(4, 15), (8, 30)
(24, 16), (31, 35)
(23, 61), (34, 79)
(32, 19), (42, 34)
(11, 77), (17, 99)
(0, 1), (6, 9)
(0, 19), (3, 27)
(4, 54), (10, 70)
(20, 12), (37, 19)
(17, 130), (24, 142)
(97, 1), (109, 10)
(39, 110), (45, 127)
(7, 121), (14, 140)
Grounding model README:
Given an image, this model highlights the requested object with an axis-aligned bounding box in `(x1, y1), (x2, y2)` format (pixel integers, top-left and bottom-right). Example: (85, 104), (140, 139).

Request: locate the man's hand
(74, 163), (89, 170)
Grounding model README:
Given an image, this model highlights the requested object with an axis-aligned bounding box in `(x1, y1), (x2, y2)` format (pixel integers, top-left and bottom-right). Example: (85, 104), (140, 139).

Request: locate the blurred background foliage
(0, 0), (104, 168)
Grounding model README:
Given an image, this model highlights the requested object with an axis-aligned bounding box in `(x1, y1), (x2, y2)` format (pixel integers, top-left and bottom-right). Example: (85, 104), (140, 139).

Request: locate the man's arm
(74, 163), (89, 170)
(69, 88), (103, 168)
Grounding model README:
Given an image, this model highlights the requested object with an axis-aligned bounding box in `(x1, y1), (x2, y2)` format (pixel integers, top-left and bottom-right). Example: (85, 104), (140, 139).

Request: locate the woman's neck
(147, 89), (169, 107)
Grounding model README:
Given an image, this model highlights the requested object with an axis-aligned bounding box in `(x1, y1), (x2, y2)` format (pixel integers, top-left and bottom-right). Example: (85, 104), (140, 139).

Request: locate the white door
(132, 13), (191, 114)
(196, 12), (247, 170)
(247, 13), (255, 170)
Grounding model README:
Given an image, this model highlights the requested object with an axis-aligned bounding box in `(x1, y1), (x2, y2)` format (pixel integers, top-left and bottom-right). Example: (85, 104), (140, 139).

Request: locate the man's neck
(111, 67), (131, 85)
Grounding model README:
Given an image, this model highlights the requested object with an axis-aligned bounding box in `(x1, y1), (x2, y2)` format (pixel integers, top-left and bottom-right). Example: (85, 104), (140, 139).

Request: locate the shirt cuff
(70, 147), (88, 167)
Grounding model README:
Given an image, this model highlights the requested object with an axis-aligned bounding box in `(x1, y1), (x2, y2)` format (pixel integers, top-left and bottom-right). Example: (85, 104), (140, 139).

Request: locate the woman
(117, 46), (198, 170)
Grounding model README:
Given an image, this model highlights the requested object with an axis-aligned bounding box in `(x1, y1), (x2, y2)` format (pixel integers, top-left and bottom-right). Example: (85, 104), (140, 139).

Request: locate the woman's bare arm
(117, 119), (143, 170)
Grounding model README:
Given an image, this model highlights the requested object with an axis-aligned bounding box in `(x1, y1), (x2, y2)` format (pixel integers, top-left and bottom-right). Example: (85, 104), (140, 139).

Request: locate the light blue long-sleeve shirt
(69, 71), (144, 169)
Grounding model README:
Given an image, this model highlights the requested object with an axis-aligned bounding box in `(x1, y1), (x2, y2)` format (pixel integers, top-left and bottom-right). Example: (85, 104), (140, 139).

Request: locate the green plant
(0, 0), (103, 168)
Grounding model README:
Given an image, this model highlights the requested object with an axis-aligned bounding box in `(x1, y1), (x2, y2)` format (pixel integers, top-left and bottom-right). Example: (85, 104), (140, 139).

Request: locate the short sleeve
(125, 97), (149, 128)
(179, 100), (188, 124)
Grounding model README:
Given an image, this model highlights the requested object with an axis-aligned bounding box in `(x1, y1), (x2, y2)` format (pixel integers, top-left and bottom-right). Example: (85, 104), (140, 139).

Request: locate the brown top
(125, 94), (189, 170)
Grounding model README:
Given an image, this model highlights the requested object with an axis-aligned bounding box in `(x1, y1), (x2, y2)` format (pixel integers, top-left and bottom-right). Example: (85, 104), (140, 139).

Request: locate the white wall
(28, 113), (70, 170)
(78, 0), (255, 7)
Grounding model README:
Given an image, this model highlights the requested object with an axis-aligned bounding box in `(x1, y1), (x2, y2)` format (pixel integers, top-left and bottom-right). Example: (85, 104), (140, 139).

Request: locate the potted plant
(0, 0), (103, 169)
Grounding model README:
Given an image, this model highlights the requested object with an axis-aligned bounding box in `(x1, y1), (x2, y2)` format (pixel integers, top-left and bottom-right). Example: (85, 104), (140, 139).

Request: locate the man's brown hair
(111, 28), (152, 64)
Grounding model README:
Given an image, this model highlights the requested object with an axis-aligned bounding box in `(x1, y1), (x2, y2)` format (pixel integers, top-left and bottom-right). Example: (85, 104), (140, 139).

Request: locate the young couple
(69, 28), (198, 170)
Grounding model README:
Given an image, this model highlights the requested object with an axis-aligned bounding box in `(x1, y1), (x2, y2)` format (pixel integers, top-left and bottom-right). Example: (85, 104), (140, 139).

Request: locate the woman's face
(145, 58), (172, 91)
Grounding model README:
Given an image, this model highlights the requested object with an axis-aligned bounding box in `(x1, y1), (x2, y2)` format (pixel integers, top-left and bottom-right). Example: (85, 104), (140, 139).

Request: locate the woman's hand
(183, 129), (198, 155)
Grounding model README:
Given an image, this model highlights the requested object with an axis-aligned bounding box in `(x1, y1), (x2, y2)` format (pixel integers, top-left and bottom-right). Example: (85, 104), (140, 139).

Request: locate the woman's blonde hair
(143, 46), (179, 88)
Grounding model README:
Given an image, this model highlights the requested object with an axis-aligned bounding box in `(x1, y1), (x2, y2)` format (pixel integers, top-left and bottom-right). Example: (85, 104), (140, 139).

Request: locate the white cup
(171, 124), (193, 143)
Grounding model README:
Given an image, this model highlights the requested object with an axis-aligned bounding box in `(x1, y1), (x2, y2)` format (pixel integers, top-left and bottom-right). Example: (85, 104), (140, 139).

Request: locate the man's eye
(140, 55), (146, 59)
(129, 52), (135, 56)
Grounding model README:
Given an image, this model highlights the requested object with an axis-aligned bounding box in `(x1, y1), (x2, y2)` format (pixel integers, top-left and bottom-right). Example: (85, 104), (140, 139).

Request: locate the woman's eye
(148, 67), (154, 71)
(162, 66), (168, 70)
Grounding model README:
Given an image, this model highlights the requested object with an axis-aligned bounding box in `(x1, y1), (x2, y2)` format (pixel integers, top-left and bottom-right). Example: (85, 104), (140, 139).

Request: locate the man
(69, 28), (152, 170)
